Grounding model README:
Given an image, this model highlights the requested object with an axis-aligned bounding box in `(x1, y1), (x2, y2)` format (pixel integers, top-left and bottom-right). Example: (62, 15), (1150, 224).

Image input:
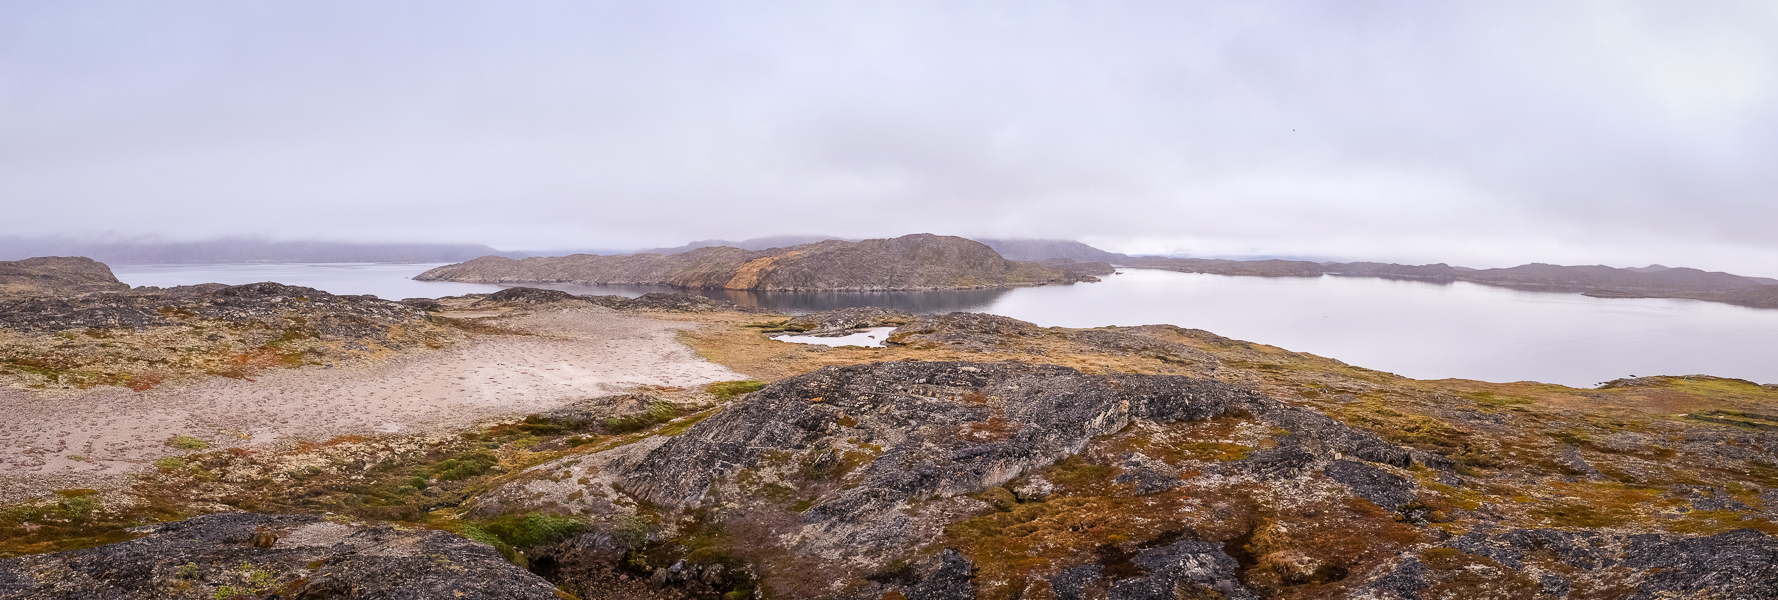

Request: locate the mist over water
(110, 263), (1778, 388)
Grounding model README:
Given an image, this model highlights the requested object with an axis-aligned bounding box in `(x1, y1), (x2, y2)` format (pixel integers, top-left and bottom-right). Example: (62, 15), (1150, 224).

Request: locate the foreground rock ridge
(0, 512), (564, 599)
(415, 234), (1091, 291)
(469, 359), (1778, 599)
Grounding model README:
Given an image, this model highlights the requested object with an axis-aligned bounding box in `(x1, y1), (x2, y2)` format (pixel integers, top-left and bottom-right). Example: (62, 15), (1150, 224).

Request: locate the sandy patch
(0, 306), (740, 502)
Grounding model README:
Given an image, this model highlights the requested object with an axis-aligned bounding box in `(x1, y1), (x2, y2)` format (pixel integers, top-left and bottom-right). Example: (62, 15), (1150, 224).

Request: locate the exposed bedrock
(0, 513), (563, 600)
(473, 360), (1456, 598)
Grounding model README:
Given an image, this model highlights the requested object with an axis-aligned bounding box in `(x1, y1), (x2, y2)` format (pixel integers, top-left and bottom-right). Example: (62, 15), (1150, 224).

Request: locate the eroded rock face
(0, 513), (563, 600)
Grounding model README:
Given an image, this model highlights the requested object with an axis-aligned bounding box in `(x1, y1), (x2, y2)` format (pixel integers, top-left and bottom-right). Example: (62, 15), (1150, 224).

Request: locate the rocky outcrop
(456, 358), (1777, 599)
(0, 257), (130, 297)
(0, 512), (563, 599)
(781, 307), (914, 335)
(415, 234), (1088, 291)
(471, 360), (1446, 598)
(0, 281), (426, 336)
(1357, 527), (1778, 599)
(459, 286), (760, 313)
(884, 313), (1221, 371)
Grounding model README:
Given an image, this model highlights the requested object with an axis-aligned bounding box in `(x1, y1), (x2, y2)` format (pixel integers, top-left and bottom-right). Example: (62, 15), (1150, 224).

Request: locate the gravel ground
(0, 306), (740, 503)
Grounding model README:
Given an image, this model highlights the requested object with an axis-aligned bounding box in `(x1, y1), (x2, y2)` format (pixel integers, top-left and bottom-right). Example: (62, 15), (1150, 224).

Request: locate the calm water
(109, 263), (1778, 387)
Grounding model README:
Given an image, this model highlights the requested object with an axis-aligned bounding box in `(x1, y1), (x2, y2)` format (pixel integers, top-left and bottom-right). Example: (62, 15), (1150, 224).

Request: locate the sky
(3, 1), (1776, 273)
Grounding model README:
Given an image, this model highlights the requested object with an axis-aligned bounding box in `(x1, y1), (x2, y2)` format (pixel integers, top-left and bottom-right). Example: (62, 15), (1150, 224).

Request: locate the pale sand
(0, 306), (741, 502)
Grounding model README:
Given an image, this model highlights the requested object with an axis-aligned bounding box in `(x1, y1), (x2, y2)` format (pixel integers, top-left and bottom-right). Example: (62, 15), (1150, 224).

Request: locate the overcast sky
(3, 1), (1776, 272)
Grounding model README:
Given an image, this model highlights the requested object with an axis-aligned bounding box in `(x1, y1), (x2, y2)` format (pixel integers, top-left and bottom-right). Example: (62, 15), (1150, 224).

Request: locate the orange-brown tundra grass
(660, 311), (1778, 585)
(7, 307), (1778, 597)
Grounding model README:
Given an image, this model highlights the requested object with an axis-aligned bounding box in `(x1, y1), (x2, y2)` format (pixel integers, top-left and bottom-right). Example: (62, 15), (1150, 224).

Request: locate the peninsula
(414, 234), (1091, 291)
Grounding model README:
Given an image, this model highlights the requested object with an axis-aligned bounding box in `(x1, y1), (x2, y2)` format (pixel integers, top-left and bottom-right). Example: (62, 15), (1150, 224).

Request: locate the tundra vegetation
(3, 289), (1778, 598)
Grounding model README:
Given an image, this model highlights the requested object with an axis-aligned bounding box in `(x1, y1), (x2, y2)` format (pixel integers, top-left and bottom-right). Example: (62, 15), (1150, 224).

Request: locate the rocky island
(415, 234), (1093, 291)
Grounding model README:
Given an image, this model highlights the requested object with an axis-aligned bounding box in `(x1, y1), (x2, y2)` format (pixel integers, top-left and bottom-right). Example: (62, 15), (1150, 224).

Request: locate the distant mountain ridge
(1124, 256), (1778, 309)
(0, 237), (525, 264)
(634, 235), (850, 255)
(416, 234), (1090, 291)
(973, 238), (1129, 263)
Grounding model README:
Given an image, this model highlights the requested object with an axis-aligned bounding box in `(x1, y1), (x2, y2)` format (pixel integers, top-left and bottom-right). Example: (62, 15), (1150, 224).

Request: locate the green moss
(1044, 455), (1118, 494)
(167, 436), (209, 450)
(605, 402), (679, 434)
(431, 452), (498, 481)
(479, 512), (589, 548)
(709, 380), (768, 400)
(655, 409), (719, 437)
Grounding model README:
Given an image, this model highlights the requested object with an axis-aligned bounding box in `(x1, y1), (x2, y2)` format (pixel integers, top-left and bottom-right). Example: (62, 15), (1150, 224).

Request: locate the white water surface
(105, 263), (1778, 387)
(773, 327), (898, 348)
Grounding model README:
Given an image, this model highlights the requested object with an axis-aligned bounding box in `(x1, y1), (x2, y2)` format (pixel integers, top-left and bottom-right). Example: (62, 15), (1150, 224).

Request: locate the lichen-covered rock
(473, 360), (1442, 598)
(1114, 452), (1184, 496)
(0, 281), (426, 335)
(1355, 527), (1778, 599)
(471, 286), (587, 306)
(0, 513), (563, 600)
(1321, 460), (1415, 511)
(782, 307), (913, 335)
(885, 313), (1046, 351)
(1107, 540), (1257, 600)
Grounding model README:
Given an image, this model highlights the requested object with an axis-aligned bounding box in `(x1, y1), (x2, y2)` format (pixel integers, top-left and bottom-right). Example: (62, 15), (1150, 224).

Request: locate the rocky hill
(1125, 257), (1778, 308)
(0, 257), (130, 297)
(416, 234), (1090, 291)
(0, 281), (449, 389)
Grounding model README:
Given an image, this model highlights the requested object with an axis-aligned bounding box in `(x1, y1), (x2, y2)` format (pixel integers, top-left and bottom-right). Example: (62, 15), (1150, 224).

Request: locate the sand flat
(0, 306), (740, 501)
